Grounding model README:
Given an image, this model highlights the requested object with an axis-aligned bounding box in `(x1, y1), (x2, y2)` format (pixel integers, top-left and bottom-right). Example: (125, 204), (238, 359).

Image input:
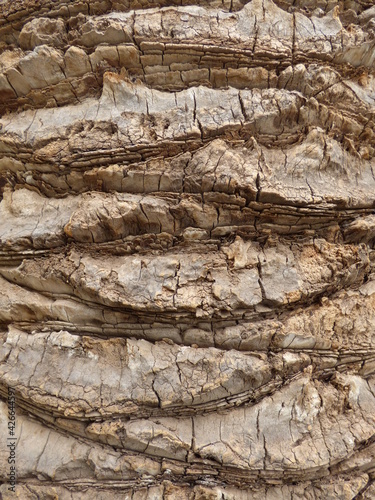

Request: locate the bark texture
(1, 0), (375, 498)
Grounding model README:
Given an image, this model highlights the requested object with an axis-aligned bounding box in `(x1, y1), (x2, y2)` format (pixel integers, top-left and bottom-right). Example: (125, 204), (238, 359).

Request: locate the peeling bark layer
(1, 0), (375, 498)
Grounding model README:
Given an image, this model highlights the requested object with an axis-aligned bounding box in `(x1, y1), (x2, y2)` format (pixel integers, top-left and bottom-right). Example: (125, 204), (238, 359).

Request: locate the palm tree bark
(0, 0), (375, 498)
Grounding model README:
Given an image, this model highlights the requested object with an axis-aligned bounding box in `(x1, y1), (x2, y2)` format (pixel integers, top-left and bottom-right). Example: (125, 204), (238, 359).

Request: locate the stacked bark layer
(1, 0), (375, 498)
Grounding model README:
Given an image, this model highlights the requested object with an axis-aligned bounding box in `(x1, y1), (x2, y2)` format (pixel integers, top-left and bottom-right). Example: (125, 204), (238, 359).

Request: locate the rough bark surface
(1, 0), (375, 498)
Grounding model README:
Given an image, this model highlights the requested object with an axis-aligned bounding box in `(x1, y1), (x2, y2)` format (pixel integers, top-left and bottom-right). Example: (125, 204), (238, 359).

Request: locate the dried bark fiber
(1, 0), (375, 498)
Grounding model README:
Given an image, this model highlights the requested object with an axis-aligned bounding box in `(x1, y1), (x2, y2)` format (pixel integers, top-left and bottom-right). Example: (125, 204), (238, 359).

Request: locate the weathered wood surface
(1, 0), (375, 498)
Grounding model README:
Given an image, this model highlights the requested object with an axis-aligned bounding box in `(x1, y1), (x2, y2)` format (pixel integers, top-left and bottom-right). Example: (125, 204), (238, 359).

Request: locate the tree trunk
(1, 0), (375, 498)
